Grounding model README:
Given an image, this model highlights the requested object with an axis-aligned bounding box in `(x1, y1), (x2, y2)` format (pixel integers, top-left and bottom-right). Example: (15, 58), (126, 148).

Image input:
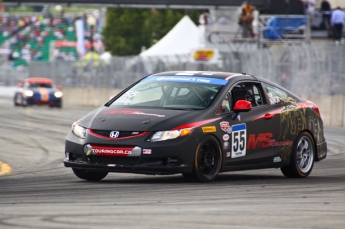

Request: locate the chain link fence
(1, 42), (344, 96)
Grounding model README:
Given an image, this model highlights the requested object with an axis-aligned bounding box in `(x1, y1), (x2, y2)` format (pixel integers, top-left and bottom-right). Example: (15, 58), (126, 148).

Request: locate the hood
(78, 106), (201, 131)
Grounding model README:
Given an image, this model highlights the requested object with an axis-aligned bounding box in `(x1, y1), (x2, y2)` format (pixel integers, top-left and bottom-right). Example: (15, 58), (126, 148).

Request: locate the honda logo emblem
(109, 131), (120, 138)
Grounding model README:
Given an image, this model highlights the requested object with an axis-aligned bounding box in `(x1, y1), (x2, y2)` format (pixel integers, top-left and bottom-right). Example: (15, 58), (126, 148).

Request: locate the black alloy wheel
(183, 136), (222, 182)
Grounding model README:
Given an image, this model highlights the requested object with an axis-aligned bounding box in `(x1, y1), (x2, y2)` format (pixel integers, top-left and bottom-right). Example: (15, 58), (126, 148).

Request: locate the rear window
(263, 83), (288, 104)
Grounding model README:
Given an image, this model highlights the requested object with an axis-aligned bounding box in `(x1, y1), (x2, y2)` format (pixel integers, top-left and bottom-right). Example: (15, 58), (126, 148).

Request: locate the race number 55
(231, 123), (246, 158)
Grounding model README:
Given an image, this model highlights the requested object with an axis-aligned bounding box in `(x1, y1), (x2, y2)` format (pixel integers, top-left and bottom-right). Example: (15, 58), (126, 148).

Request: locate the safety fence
(0, 42), (344, 96)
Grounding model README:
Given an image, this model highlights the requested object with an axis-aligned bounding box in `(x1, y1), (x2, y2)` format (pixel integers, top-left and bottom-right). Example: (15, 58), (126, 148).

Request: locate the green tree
(102, 8), (201, 56)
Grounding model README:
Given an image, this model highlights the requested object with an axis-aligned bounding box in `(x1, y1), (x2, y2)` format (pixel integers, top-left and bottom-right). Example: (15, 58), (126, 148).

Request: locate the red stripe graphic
(172, 117), (221, 130)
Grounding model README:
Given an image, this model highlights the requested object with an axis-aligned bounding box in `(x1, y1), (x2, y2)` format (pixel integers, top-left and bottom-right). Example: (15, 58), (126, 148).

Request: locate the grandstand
(0, 9), (100, 68)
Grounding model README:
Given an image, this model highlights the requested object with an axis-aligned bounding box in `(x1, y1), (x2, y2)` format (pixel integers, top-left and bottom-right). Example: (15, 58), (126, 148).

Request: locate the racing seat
(232, 86), (258, 107)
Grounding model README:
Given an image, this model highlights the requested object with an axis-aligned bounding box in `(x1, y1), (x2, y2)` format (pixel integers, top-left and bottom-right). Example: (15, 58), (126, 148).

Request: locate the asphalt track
(0, 98), (344, 229)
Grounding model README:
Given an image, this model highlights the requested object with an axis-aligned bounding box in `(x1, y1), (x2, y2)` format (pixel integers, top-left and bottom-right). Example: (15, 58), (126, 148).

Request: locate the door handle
(264, 113), (274, 120)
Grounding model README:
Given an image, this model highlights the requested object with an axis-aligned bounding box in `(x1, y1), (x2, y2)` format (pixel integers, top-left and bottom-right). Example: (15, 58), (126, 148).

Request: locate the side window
(263, 84), (288, 105)
(216, 94), (231, 114)
(231, 82), (266, 108)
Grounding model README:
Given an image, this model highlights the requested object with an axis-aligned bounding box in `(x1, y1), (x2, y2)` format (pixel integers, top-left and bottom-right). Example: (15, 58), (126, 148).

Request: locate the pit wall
(62, 88), (345, 128)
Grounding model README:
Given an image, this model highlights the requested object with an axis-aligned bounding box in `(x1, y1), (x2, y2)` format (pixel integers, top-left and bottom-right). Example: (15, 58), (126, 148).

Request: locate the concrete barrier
(63, 88), (122, 107)
(62, 88), (345, 128)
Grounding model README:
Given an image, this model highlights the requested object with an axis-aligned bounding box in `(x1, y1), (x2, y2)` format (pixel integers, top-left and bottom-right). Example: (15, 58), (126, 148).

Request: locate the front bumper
(64, 131), (198, 175)
(25, 97), (62, 106)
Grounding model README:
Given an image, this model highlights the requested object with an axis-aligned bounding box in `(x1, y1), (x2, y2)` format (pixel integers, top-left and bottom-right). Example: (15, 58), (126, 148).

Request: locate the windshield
(110, 76), (227, 110)
(28, 83), (54, 89)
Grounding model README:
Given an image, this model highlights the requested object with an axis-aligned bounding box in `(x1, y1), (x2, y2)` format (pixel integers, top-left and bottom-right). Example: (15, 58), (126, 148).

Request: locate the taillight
(313, 105), (321, 116)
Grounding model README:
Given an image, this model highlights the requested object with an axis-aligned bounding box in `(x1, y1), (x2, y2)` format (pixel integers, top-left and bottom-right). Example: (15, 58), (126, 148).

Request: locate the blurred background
(0, 0), (344, 96)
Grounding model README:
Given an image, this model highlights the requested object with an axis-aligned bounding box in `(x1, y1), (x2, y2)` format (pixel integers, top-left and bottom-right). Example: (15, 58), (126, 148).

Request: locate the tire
(281, 132), (315, 178)
(20, 94), (27, 107)
(183, 136), (222, 182)
(72, 168), (108, 181)
(14, 94), (20, 106)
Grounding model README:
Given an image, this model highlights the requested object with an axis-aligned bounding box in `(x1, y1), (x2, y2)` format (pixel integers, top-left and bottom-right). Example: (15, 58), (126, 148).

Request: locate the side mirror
(57, 85), (63, 90)
(233, 100), (252, 112)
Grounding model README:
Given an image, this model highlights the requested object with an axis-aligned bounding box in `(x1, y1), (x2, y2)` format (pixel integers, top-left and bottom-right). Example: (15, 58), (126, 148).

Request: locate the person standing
(300, 0), (316, 28)
(320, 0), (332, 30)
(239, 1), (255, 38)
(199, 10), (212, 25)
(331, 7), (345, 45)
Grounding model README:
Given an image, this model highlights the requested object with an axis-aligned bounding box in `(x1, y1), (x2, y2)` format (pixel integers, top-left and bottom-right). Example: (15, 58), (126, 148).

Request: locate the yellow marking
(39, 87), (49, 101)
(0, 161), (12, 176)
(202, 126), (217, 133)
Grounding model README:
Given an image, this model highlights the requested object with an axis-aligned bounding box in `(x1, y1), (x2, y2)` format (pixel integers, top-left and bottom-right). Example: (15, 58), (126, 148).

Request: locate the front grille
(88, 155), (139, 166)
(90, 129), (145, 139)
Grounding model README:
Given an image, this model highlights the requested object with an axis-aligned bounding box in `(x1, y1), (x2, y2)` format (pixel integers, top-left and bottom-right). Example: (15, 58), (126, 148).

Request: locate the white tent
(140, 15), (203, 57)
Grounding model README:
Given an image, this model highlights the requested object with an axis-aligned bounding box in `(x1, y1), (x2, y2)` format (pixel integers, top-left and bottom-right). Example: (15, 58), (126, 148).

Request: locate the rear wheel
(183, 136), (222, 182)
(72, 168), (108, 181)
(281, 132), (315, 178)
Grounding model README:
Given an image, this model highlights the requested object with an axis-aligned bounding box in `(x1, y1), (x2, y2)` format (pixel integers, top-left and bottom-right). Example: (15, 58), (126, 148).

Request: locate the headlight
(72, 122), (86, 139)
(150, 128), (194, 142)
(24, 90), (34, 97)
(54, 91), (63, 98)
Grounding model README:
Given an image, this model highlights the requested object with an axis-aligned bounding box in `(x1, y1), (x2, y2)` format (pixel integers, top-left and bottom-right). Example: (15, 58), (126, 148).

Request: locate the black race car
(64, 71), (327, 182)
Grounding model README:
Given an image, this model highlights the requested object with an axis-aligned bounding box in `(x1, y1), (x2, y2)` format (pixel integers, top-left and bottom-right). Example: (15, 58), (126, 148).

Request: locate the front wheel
(281, 132), (315, 178)
(72, 168), (108, 181)
(183, 136), (222, 182)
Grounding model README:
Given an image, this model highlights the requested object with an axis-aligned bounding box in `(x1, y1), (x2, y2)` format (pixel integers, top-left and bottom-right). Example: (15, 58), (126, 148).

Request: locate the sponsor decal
(109, 131), (120, 138)
(224, 141), (229, 148)
(142, 76), (228, 85)
(226, 152), (231, 157)
(247, 133), (293, 149)
(103, 110), (165, 118)
(269, 140), (293, 147)
(267, 93), (281, 104)
(202, 126), (217, 133)
(231, 123), (247, 158)
(247, 133), (273, 149)
(223, 134), (230, 141)
(237, 115), (241, 121)
(91, 145), (133, 157)
(273, 157), (282, 163)
(193, 49), (215, 61)
(143, 149), (152, 155)
(219, 121), (231, 133)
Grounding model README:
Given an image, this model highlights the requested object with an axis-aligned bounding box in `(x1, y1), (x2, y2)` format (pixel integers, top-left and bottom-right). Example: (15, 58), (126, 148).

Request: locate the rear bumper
(316, 141), (327, 161)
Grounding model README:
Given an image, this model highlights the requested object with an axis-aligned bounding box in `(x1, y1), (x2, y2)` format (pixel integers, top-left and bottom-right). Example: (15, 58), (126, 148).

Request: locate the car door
(220, 82), (280, 167)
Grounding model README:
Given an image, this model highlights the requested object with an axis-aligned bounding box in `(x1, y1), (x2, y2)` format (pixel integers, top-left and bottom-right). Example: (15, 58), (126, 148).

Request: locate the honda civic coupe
(14, 78), (63, 108)
(64, 71), (327, 182)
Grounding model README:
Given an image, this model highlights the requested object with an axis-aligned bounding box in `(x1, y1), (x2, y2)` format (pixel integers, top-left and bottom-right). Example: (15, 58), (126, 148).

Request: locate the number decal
(231, 124), (246, 158)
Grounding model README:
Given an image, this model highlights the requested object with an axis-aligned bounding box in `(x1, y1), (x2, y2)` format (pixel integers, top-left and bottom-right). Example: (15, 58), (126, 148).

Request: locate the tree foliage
(102, 8), (201, 56)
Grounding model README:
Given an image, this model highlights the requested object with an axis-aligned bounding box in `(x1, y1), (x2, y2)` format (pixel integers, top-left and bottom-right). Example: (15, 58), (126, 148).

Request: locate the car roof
(26, 78), (53, 84)
(150, 71), (256, 80)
